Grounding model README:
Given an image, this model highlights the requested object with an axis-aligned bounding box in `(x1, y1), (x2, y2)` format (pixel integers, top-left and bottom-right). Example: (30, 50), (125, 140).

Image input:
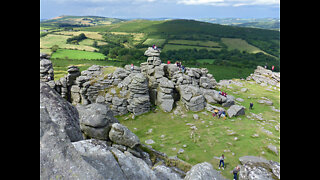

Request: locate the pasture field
(190, 64), (253, 81)
(163, 44), (222, 52)
(53, 31), (105, 41)
(118, 79), (280, 180)
(51, 49), (106, 60)
(40, 34), (99, 53)
(221, 38), (265, 54)
(168, 40), (221, 48)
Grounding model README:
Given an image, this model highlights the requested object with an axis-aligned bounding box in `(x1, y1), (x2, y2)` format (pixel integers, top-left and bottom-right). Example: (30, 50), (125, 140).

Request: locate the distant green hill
(41, 15), (126, 27)
(196, 18), (280, 31)
(40, 17), (280, 81)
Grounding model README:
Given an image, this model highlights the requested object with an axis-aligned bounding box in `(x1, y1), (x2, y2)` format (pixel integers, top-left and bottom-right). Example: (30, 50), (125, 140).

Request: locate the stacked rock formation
(40, 49), (236, 116)
(55, 66), (81, 101)
(40, 53), (54, 83)
(246, 66), (280, 86)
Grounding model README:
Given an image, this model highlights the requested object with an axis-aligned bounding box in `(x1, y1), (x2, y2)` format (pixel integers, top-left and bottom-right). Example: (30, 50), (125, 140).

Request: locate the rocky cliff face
(40, 48), (237, 117)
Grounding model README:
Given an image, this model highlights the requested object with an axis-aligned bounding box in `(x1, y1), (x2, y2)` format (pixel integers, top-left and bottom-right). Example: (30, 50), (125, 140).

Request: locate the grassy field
(51, 49), (106, 60)
(163, 44), (222, 52)
(168, 40), (221, 48)
(221, 38), (265, 54)
(182, 63), (254, 82)
(40, 34), (99, 53)
(51, 58), (122, 80)
(118, 79), (280, 179)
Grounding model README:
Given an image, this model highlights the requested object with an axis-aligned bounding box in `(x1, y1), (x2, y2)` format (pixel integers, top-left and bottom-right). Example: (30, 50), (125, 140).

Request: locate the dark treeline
(160, 48), (280, 71)
(66, 33), (87, 44)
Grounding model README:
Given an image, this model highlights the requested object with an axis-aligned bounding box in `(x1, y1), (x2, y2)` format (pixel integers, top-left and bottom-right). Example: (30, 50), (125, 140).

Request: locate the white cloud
(177, 0), (280, 6)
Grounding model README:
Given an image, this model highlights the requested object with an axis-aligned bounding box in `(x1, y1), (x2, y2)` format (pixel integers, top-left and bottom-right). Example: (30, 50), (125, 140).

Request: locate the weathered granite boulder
(144, 47), (161, 58)
(184, 162), (227, 180)
(72, 139), (127, 179)
(153, 165), (183, 180)
(77, 103), (119, 140)
(40, 106), (106, 180)
(127, 73), (151, 115)
(239, 156), (280, 180)
(157, 77), (175, 112)
(40, 53), (54, 83)
(227, 105), (245, 118)
(246, 66), (280, 86)
(177, 85), (206, 112)
(40, 82), (83, 142)
(109, 123), (140, 148)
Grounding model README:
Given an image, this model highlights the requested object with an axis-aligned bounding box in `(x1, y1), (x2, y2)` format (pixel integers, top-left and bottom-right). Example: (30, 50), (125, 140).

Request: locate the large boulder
(227, 105), (245, 118)
(184, 162), (227, 180)
(77, 103), (119, 140)
(109, 123), (140, 148)
(144, 47), (161, 57)
(40, 82), (83, 142)
(110, 148), (158, 180)
(177, 85), (205, 112)
(239, 156), (280, 180)
(72, 139), (127, 179)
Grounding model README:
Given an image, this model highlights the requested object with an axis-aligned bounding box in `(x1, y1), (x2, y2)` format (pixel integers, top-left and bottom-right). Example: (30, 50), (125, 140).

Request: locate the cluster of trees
(66, 33), (87, 45)
(98, 45), (146, 64)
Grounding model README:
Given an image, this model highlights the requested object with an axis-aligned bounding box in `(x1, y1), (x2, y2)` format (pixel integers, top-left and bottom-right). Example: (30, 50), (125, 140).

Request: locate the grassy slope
(118, 79), (280, 179)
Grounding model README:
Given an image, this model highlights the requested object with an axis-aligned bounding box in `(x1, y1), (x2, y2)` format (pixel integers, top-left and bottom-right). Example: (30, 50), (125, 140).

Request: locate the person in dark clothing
(249, 102), (253, 110)
(233, 166), (240, 180)
(219, 154), (225, 170)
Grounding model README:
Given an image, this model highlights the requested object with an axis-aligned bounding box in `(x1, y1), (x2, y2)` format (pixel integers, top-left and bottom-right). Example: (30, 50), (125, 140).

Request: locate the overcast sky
(40, 0), (280, 20)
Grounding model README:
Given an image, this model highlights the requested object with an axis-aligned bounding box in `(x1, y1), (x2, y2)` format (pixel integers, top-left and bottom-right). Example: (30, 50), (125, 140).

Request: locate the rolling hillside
(41, 15), (126, 27)
(40, 16), (280, 81)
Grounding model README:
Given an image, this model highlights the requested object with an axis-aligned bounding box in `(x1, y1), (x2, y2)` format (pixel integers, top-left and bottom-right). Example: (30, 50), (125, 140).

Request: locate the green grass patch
(51, 49), (106, 60)
(118, 80), (280, 179)
(163, 44), (221, 52)
(142, 39), (166, 47)
(168, 40), (220, 48)
(221, 38), (265, 54)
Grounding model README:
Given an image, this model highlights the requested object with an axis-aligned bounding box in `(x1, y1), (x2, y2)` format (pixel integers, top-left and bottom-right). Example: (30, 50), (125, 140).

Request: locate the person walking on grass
(233, 166), (240, 180)
(218, 154), (225, 170)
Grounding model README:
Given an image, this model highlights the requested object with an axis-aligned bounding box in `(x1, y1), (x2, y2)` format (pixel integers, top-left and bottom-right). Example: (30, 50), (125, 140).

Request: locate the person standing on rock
(233, 166), (240, 180)
(218, 154), (225, 170)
